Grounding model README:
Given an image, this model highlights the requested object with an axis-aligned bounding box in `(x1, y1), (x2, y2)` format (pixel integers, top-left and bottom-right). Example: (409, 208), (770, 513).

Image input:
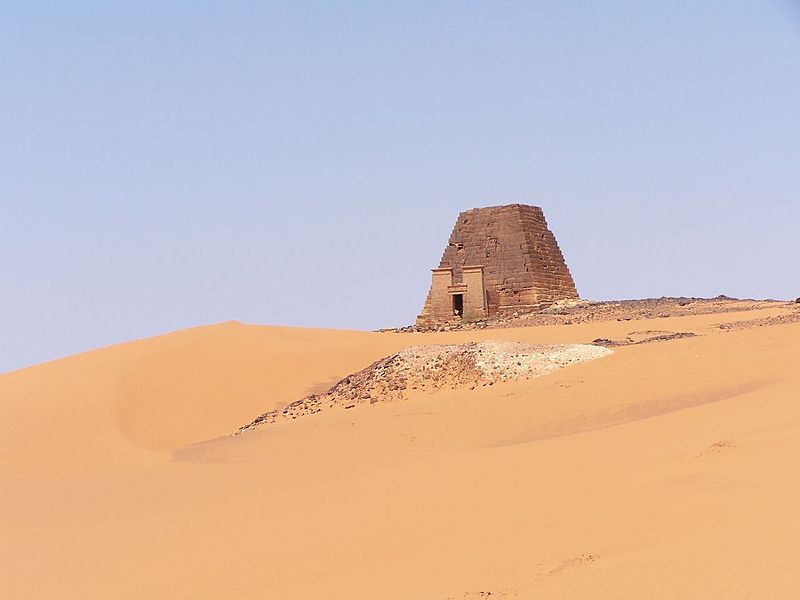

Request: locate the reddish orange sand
(2, 306), (799, 598)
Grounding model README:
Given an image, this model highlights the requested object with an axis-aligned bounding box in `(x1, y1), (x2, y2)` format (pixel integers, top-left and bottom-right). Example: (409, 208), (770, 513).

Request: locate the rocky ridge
(386, 297), (796, 333)
(237, 342), (611, 434)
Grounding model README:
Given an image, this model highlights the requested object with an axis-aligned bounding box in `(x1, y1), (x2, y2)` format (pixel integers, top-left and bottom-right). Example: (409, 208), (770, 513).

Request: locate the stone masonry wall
(462, 266), (487, 320)
(426, 269), (456, 322)
(417, 204), (578, 325)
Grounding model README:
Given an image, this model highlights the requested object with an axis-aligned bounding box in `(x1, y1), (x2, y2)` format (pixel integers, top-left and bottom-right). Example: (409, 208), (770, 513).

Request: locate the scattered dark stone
(387, 296), (785, 333)
(593, 332), (695, 347)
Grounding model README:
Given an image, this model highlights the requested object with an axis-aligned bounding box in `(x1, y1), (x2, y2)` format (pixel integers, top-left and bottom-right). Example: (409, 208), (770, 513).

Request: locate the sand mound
(238, 341), (611, 433)
(5, 306), (800, 599)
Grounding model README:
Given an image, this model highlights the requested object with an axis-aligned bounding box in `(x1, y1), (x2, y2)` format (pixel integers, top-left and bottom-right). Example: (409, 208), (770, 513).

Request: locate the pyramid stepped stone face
(416, 204), (578, 326)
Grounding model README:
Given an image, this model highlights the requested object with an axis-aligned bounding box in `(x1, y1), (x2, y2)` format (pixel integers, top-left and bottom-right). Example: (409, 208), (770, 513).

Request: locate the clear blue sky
(2, 2), (799, 373)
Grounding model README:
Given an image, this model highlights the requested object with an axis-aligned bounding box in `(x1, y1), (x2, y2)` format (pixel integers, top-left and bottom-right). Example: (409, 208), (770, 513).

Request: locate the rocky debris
(236, 342), (611, 435)
(698, 440), (736, 458)
(592, 330), (697, 347)
(715, 309), (800, 332)
(444, 590), (518, 599)
(381, 297), (789, 333)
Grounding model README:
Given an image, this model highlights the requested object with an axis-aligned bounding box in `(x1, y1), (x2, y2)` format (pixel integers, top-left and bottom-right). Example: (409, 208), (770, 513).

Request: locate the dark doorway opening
(452, 294), (464, 318)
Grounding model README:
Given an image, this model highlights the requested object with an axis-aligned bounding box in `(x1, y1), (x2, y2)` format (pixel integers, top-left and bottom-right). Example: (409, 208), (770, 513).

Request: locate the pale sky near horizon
(2, 2), (799, 373)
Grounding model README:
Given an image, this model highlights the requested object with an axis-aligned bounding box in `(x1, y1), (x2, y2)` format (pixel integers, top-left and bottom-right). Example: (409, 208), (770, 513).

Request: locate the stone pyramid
(417, 204), (578, 326)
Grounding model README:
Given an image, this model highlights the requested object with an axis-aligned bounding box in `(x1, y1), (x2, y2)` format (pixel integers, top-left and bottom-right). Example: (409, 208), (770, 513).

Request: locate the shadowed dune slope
(113, 322), (415, 451)
(1, 321), (416, 470)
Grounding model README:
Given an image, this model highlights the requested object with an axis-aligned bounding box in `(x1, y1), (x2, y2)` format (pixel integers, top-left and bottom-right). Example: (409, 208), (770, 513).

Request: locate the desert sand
(3, 301), (800, 598)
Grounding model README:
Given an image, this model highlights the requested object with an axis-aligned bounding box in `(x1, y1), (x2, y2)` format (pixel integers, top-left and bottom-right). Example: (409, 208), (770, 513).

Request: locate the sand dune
(3, 303), (800, 598)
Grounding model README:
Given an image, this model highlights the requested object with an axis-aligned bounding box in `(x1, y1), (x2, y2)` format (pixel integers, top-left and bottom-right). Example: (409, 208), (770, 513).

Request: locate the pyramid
(416, 204), (578, 326)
